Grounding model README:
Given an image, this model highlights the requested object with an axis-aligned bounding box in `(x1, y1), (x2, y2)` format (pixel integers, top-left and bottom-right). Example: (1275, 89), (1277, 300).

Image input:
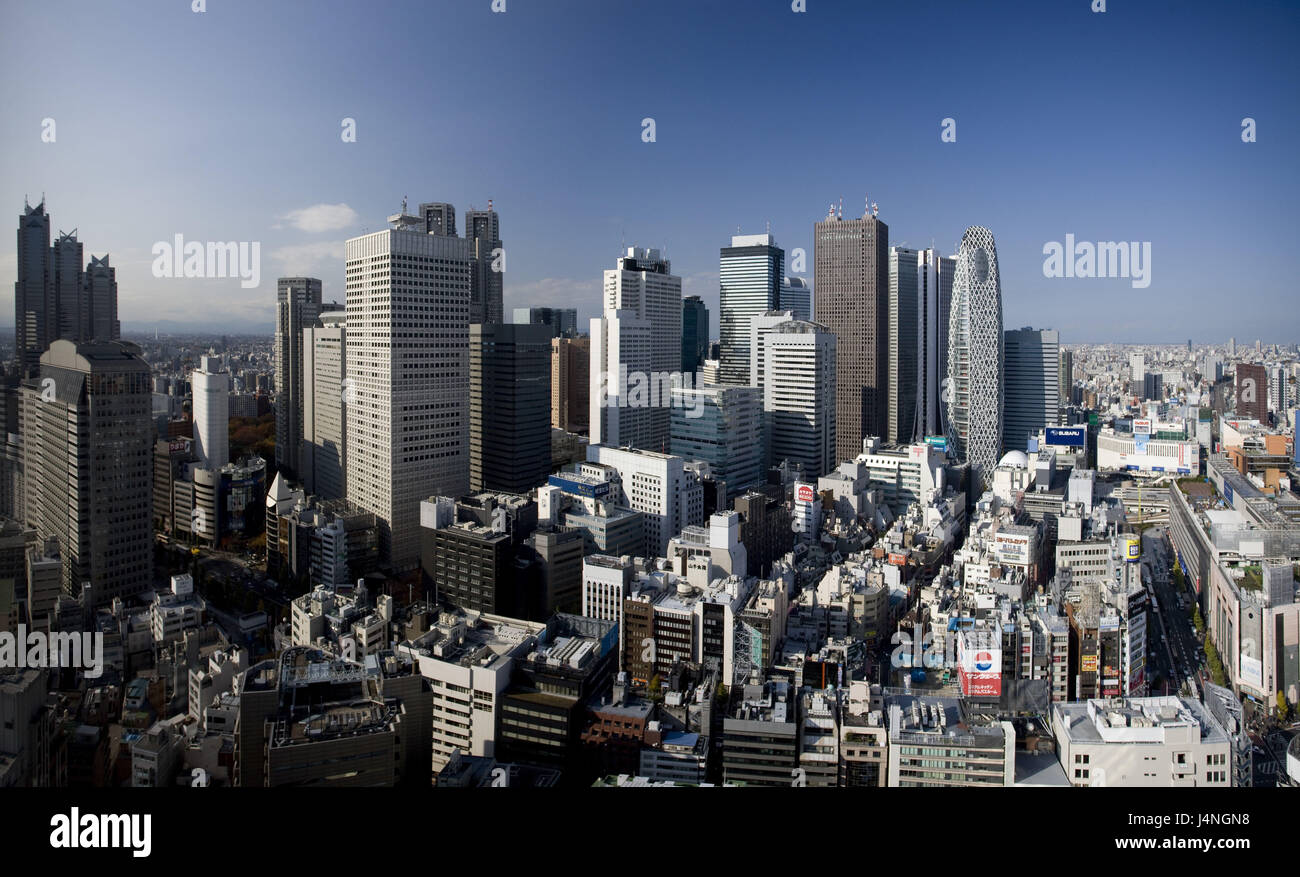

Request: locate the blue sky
(2, 0), (1297, 343)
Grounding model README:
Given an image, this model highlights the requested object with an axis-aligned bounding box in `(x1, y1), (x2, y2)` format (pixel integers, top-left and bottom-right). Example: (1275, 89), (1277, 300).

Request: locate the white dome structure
(997, 450), (1029, 469)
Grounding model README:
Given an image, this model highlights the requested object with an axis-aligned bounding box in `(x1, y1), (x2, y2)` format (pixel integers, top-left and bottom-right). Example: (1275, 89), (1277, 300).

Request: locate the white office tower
(302, 309), (347, 500)
(590, 248), (682, 452)
(1002, 328), (1061, 454)
(345, 213), (472, 569)
(719, 234), (783, 385)
(1129, 352), (1146, 384)
(947, 226), (1003, 486)
(779, 276), (812, 321)
(917, 248), (954, 440)
(754, 318), (837, 479)
(192, 355), (230, 470)
(585, 445), (703, 557)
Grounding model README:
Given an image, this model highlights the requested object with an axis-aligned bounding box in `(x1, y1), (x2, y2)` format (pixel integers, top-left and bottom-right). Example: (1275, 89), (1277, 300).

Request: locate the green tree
(1204, 639), (1226, 687)
(1193, 605), (1204, 635)
(1278, 691), (1289, 720)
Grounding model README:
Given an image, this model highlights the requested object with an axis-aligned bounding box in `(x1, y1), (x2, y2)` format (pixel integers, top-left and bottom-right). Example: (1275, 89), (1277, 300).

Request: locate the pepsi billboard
(1044, 426), (1087, 447)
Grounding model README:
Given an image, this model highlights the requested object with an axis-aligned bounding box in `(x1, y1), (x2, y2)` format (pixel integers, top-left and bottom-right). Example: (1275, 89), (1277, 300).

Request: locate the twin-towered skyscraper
(13, 199), (120, 375)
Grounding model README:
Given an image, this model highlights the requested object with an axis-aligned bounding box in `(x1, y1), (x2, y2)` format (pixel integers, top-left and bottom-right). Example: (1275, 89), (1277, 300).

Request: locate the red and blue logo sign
(974, 652), (994, 672)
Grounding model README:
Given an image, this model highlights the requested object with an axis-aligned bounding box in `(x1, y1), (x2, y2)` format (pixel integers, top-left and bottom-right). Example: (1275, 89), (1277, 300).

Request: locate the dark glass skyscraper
(275, 277), (322, 480)
(470, 322), (552, 494)
(681, 295), (709, 374)
(465, 204), (504, 325)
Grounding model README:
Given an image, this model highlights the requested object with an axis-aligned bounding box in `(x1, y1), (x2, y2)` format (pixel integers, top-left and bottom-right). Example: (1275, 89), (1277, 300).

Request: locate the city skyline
(2, 1), (1297, 343)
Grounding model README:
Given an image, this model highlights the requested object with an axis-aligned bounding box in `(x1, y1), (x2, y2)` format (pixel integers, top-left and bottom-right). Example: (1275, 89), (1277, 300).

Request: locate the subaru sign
(1044, 426), (1086, 447)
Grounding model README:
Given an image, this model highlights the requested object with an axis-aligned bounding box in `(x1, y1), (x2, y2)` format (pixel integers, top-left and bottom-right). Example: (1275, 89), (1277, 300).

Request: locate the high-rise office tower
(513, 307), (577, 338)
(470, 323), (552, 494)
(1227, 337), (1236, 357)
(1129, 352), (1146, 386)
(755, 319), (837, 478)
(681, 295), (709, 374)
(1235, 362), (1268, 422)
(1059, 348), (1074, 412)
(15, 199), (52, 374)
(85, 255), (120, 341)
(551, 335), (590, 433)
(589, 247), (682, 452)
(192, 354), (230, 470)
(52, 230), (85, 342)
(887, 246), (920, 445)
(670, 384), (763, 497)
(779, 276), (812, 322)
(275, 277), (322, 479)
(21, 340), (152, 604)
(465, 203), (503, 325)
(947, 226), (1003, 485)
(917, 248), (955, 441)
(814, 204), (889, 464)
(719, 234), (783, 386)
(302, 308), (347, 500)
(750, 309), (796, 392)
(345, 215), (472, 569)
(1002, 328), (1060, 454)
(419, 202), (456, 237)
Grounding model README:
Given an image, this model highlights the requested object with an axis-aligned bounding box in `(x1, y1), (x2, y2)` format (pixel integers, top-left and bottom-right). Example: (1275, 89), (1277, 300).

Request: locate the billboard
(1134, 434), (1149, 455)
(548, 474), (610, 499)
(1240, 654), (1263, 690)
(957, 636), (1002, 698)
(1133, 419), (1152, 436)
(1044, 426), (1087, 447)
(925, 435), (948, 451)
(888, 552), (908, 566)
(1081, 654), (1099, 674)
(1121, 536), (1141, 563)
(796, 483), (816, 503)
(993, 531), (1030, 565)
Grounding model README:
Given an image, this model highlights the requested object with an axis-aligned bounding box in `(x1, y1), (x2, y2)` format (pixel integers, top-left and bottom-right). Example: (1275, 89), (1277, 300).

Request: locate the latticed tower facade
(947, 226), (1003, 485)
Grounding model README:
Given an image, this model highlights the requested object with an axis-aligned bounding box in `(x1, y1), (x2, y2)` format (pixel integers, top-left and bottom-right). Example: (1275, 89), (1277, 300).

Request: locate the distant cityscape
(1, 188), (1297, 794)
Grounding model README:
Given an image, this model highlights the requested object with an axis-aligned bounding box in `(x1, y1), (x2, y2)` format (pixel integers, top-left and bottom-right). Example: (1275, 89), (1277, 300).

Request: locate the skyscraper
(21, 340), (153, 604)
(669, 384), (764, 497)
(465, 203), (503, 325)
(1002, 328), (1060, 454)
(917, 248), (955, 441)
(887, 246), (920, 445)
(551, 335), (590, 433)
(779, 276), (812, 322)
(470, 323), (552, 494)
(302, 308), (347, 500)
(85, 255), (120, 342)
(681, 295), (709, 374)
(192, 354), (230, 470)
(814, 204), (889, 464)
(719, 234), (783, 386)
(1235, 362), (1268, 422)
(52, 230), (85, 342)
(589, 247), (682, 452)
(275, 277), (322, 479)
(1059, 348), (1074, 412)
(947, 226), (1003, 485)
(345, 215), (472, 569)
(513, 307), (577, 338)
(755, 319), (837, 479)
(419, 201), (456, 237)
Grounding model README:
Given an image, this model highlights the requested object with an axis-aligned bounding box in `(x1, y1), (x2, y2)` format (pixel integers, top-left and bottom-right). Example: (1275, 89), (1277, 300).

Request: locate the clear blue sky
(2, 0), (1297, 343)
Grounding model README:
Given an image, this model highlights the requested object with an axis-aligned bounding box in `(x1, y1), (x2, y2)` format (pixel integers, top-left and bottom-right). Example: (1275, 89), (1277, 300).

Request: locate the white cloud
(268, 240), (345, 275)
(277, 203), (359, 233)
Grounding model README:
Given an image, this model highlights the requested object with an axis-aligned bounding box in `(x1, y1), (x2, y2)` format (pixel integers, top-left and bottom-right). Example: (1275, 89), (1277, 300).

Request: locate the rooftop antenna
(401, 195), (408, 214)
(766, 220), (770, 235)
(837, 197), (843, 220)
